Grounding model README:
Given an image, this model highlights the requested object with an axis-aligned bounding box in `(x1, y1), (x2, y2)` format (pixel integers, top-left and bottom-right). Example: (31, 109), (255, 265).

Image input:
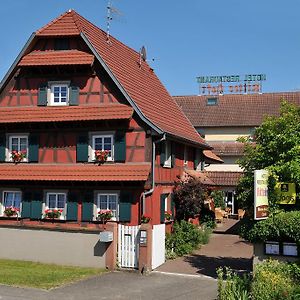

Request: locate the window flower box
(11, 150), (26, 163)
(3, 206), (19, 217)
(141, 214), (151, 224)
(165, 210), (173, 221)
(44, 209), (63, 219)
(94, 150), (110, 164)
(97, 209), (113, 223)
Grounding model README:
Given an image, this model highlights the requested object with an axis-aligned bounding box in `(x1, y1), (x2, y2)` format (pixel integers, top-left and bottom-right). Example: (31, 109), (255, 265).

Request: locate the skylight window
(207, 97), (218, 106)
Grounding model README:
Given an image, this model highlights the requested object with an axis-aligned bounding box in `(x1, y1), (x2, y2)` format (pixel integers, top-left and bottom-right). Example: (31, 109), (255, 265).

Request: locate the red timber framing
(0, 9), (216, 231)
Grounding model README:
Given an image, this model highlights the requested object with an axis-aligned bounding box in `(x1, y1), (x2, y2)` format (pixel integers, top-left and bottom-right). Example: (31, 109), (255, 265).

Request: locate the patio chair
(215, 210), (224, 223)
(238, 209), (245, 220)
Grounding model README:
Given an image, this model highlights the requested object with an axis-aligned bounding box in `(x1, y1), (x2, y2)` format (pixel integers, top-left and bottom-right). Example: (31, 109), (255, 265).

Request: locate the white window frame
(95, 191), (119, 221)
(44, 191), (67, 219)
(163, 141), (172, 168)
(89, 132), (114, 162)
(164, 194), (169, 211)
(184, 145), (188, 166)
(48, 81), (70, 106)
(1, 190), (22, 216)
(6, 134), (29, 162)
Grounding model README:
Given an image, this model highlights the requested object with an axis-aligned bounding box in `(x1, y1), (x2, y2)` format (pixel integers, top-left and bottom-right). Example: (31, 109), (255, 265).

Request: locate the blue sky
(1, 0), (300, 96)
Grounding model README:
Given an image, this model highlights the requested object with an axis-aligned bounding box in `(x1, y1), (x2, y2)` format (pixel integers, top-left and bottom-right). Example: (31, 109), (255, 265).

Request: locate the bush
(211, 190), (225, 209)
(217, 267), (251, 300)
(200, 207), (216, 229)
(252, 260), (300, 300)
(240, 211), (300, 243)
(217, 260), (300, 300)
(165, 220), (211, 258)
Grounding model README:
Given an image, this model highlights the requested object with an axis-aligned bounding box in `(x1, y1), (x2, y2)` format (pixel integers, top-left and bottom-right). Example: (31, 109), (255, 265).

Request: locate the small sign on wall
(283, 243), (298, 257)
(265, 241), (280, 255)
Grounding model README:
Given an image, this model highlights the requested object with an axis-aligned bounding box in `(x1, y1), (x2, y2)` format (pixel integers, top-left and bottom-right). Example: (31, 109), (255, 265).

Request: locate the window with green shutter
(30, 201), (43, 219)
(66, 192), (78, 221)
(82, 202), (94, 222)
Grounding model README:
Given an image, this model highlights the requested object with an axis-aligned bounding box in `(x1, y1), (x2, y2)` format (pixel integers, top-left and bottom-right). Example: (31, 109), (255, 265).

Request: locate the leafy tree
(173, 177), (207, 221)
(236, 101), (300, 216)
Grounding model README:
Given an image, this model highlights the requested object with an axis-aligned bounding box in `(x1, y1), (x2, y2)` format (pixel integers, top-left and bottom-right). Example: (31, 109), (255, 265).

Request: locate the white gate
(118, 224), (140, 268)
(152, 224), (165, 269)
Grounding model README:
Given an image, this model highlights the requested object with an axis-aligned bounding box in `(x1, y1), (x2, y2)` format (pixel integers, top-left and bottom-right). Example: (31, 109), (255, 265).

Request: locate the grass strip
(0, 259), (105, 289)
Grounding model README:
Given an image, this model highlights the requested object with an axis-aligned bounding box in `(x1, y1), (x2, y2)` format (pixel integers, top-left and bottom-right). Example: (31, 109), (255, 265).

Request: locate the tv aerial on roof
(106, 0), (123, 43)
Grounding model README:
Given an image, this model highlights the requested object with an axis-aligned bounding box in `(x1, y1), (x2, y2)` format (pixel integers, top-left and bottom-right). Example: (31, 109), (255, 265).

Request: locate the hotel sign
(254, 169), (269, 220)
(197, 74), (266, 95)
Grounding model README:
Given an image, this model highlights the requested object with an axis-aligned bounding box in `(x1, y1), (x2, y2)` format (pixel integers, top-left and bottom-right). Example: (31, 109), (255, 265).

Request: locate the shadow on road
(184, 254), (252, 278)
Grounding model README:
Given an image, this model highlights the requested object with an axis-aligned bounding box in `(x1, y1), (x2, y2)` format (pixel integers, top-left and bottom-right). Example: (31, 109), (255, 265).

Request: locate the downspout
(141, 134), (166, 216)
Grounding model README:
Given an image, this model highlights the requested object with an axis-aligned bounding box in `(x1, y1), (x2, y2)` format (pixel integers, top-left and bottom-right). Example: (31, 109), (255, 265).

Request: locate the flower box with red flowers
(141, 214), (151, 224)
(3, 206), (19, 217)
(94, 150), (110, 164)
(11, 150), (26, 163)
(44, 209), (63, 219)
(97, 209), (113, 222)
(165, 210), (173, 221)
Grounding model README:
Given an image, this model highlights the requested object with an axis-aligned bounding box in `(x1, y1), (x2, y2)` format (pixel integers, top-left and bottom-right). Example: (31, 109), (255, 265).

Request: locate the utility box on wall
(99, 231), (113, 243)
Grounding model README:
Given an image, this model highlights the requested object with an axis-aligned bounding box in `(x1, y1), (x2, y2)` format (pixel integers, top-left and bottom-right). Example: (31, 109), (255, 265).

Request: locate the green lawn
(0, 259), (106, 289)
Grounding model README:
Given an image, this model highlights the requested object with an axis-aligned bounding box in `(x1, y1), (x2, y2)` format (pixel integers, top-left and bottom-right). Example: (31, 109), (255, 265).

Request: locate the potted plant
(97, 209), (113, 223)
(165, 210), (173, 221)
(44, 209), (63, 219)
(11, 150), (26, 163)
(94, 150), (110, 164)
(3, 206), (19, 217)
(141, 214), (151, 224)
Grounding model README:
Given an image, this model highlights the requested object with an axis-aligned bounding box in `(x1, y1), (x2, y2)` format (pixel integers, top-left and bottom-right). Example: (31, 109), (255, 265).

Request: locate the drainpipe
(141, 134), (166, 215)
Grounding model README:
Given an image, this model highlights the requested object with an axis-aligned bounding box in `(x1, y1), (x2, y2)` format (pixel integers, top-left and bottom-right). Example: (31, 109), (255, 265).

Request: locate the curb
(152, 270), (217, 281)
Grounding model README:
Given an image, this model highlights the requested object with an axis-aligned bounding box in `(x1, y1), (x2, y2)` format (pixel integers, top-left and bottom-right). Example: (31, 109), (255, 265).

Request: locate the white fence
(118, 224), (140, 268)
(152, 224), (165, 269)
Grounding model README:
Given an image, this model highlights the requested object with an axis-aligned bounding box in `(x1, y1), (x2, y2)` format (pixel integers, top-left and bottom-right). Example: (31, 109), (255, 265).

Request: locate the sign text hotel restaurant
(197, 74), (266, 95)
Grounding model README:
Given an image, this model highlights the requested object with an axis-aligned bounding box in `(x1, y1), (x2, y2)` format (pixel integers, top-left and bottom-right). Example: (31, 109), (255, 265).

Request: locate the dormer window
(50, 84), (69, 105)
(207, 97), (218, 106)
(54, 38), (70, 50)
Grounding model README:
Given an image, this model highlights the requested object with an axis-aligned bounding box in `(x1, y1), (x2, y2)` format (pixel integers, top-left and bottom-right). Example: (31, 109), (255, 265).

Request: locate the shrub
(165, 220), (211, 258)
(217, 267), (251, 300)
(240, 211), (300, 243)
(200, 207), (216, 229)
(211, 190), (226, 209)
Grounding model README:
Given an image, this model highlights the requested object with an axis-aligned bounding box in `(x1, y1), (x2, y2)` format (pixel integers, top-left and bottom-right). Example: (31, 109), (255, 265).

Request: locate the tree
(236, 101), (300, 216)
(173, 176), (208, 221)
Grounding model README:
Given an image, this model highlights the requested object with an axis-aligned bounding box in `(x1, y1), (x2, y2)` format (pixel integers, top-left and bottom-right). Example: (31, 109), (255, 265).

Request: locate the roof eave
(165, 132), (212, 149)
(0, 33), (36, 94)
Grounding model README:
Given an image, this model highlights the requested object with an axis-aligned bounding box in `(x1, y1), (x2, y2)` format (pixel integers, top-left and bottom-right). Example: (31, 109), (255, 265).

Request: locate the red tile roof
(174, 93), (300, 127)
(34, 10), (208, 148)
(185, 170), (215, 185)
(203, 150), (224, 163)
(0, 104), (133, 123)
(209, 142), (245, 156)
(204, 171), (243, 187)
(19, 50), (94, 66)
(0, 163), (150, 181)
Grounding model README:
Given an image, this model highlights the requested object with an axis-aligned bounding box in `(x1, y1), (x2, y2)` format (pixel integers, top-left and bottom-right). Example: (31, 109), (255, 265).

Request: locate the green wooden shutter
(21, 191), (32, 218)
(171, 142), (176, 168)
(28, 134), (39, 162)
(82, 202), (94, 222)
(114, 131), (126, 162)
(77, 134), (88, 162)
(37, 85), (47, 106)
(0, 134), (6, 161)
(160, 194), (166, 223)
(67, 202), (78, 221)
(69, 86), (79, 106)
(30, 201), (42, 219)
(119, 192), (132, 222)
(67, 192), (78, 221)
(160, 141), (166, 166)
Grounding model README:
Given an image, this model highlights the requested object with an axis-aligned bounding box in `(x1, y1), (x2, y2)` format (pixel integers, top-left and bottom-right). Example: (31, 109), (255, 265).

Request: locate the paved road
(0, 271), (217, 300)
(157, 233), (253, 278)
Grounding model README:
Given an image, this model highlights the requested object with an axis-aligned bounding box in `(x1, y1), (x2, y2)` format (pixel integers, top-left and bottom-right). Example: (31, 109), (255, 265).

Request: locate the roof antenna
(106, 0), (122, 44)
